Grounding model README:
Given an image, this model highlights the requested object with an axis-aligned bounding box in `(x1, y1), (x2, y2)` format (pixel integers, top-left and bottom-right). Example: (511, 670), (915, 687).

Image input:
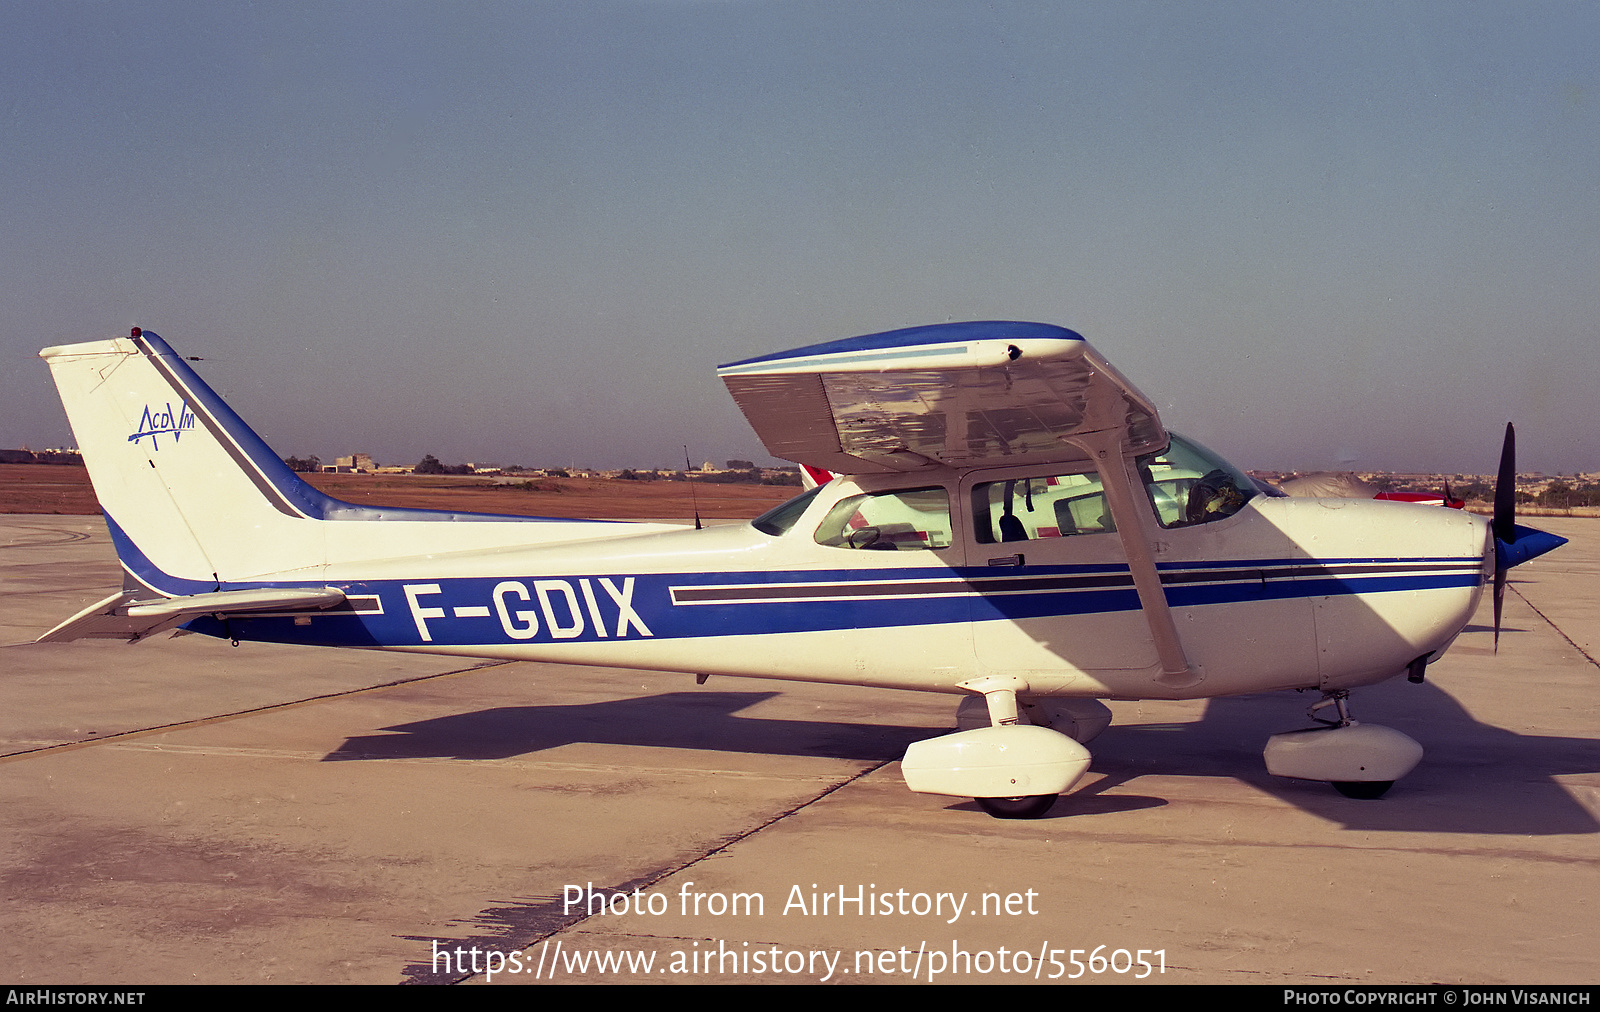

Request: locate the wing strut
(1071, 430), (1199, 689)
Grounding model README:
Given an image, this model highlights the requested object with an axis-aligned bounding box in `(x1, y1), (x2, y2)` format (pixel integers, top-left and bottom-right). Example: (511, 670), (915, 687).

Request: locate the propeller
(1489, 422), (1568, 650)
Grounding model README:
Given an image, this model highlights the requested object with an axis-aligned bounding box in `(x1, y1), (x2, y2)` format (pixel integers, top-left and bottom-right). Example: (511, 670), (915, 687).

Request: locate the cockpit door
(963, 466), (1163, 694)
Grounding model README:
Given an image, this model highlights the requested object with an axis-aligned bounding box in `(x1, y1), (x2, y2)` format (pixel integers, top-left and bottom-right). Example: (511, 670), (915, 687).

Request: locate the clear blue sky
(4, 1), (1597, 475)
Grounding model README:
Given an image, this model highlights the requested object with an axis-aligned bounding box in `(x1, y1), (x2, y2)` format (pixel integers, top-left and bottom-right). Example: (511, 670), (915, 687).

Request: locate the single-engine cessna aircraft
(38, 322), (1565, 818)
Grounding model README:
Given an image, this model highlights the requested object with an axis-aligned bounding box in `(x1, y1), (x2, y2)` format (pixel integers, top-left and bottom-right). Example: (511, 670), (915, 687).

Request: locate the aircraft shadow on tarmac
(1087, 676), (1600, 835)
(323, 690), (934, 765)
(324, 680), (1598, 835)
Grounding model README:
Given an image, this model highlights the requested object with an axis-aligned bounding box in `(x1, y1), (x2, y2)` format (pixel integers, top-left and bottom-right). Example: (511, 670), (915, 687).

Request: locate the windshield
(1138, 433), (1259, 528)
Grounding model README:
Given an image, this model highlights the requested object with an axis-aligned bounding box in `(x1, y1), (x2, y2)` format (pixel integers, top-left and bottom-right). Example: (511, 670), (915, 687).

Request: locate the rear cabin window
(751, 485), (824, 536)
(813, 487), (952, 551)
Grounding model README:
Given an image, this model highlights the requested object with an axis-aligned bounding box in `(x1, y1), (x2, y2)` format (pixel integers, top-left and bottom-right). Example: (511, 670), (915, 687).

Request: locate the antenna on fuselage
(684, 445), (702, 530)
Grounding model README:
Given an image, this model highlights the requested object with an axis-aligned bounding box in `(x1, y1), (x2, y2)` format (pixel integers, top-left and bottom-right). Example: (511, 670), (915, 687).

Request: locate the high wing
(722, 321), (1194, 687)
(718, 321), (1167, 475)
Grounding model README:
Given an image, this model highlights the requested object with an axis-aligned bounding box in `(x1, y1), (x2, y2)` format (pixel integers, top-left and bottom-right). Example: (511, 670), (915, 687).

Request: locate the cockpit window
(814, 487), (952, 551)
(751, 485), (825, 536)
(1139, 433), (1258, 528)
(973, 472), (1116, 544)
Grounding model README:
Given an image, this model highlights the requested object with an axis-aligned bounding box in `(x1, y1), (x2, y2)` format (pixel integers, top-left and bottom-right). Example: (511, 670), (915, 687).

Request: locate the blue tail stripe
(105, 513), (218, 596)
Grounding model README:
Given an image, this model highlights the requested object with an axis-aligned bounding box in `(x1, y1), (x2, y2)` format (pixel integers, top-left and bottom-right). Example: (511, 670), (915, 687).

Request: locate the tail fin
(40, 329), (333, 594)
(39, 328), (644, 642)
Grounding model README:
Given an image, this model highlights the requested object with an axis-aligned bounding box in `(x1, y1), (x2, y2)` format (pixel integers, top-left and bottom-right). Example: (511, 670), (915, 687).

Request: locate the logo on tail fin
(129, 401), (197, 450)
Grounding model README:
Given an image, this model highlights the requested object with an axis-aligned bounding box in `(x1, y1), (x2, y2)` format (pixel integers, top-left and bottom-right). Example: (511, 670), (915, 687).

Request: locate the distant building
(329, 453), (374, 473)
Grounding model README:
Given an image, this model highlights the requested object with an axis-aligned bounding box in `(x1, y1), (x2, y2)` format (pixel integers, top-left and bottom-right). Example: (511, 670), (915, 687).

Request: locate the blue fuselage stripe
(176, 558), (1484, 649)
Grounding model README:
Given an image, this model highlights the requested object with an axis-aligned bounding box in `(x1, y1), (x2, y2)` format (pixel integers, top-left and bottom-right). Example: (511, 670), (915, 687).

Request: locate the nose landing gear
(1264, 690), (1423, 800)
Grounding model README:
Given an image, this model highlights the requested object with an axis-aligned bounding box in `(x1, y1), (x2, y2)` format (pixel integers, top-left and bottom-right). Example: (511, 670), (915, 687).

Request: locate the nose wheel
(976, 794), (1059, 819)
(1332, 780), (1394, 799)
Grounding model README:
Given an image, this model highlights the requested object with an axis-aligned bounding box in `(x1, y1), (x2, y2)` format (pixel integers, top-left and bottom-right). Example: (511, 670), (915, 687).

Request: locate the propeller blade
(1493, 423), (1516, 547)
(1491, 423), (1514, 650)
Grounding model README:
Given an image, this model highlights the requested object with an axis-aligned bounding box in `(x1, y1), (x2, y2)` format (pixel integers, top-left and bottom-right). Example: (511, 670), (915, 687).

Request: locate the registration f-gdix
(39, 322), (1564, 818)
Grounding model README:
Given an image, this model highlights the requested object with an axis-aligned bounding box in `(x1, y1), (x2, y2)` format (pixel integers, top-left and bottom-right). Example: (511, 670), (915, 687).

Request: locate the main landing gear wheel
(901, 685), (1090, 820)
(975, 794), (1058, 819)
(1332, 781), (1394, 800)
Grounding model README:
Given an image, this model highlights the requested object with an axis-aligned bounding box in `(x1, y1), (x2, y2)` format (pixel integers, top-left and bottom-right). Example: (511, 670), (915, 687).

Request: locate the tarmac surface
(2, 513), (1596, 985)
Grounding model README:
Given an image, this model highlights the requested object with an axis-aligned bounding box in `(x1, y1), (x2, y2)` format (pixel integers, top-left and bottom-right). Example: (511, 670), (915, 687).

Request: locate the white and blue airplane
(38, 322), (1564, 818)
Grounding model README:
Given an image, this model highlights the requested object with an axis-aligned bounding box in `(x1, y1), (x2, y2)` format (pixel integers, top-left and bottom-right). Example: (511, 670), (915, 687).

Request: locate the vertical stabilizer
(39, 330), (327, 593)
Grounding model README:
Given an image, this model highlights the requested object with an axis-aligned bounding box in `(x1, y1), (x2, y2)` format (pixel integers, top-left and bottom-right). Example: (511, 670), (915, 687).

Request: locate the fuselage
(187, 456), (1490, 703)
(40, 329), (1489, 704)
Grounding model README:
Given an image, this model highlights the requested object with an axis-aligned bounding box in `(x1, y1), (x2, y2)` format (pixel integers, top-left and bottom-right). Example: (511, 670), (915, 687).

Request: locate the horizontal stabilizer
(38, 587), (347, 643)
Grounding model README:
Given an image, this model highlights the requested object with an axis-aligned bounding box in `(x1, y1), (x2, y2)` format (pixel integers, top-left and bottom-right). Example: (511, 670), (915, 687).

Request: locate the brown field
(0, 464), (801, 520)
(11, 463), (1594, 522)
(0, 464), (101, 514)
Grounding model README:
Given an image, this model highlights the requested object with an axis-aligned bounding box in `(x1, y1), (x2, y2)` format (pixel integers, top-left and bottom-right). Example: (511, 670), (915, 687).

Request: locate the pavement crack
(1513, 584), (1600, 671)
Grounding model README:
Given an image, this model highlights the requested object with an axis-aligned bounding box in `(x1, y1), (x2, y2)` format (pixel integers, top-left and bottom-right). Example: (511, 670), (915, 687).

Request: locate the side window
(814, 487), (951, 551)
(972, 473), (1115, 544)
